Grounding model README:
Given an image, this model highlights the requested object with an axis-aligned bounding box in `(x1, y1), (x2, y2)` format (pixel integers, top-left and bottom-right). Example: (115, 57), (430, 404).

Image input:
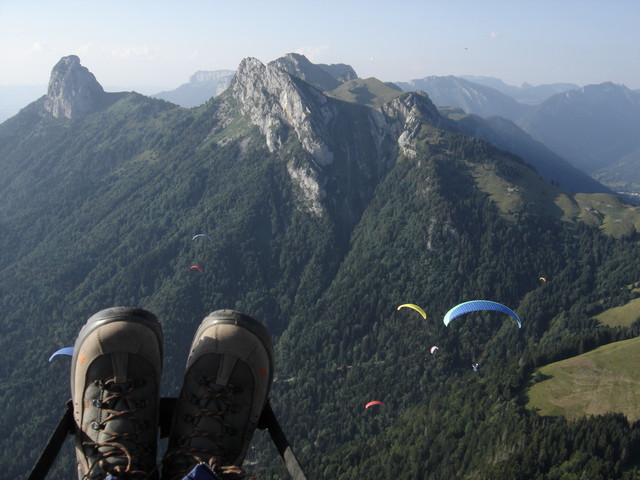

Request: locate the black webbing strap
(258, 402), (307, 480)
(159, 396), (177, 438)
(29, 397), (306, 479)
(27, 399), (75, 480)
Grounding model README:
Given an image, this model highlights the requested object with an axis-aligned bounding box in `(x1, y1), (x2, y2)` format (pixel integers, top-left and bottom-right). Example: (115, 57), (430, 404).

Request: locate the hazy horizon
(1, 0), (638, 89)
(2, 0), (639, 122)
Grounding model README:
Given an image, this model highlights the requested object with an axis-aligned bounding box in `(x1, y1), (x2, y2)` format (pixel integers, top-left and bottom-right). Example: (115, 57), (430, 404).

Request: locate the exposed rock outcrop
(229, 57), (446, 217)
(231, 57), (336, 166)
(378, 91), (445, 158)
(44, 55), (108, 119)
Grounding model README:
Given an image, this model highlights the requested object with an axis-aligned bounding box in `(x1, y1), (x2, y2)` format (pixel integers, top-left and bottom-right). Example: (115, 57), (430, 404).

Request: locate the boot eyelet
(91, 421), (103, 430)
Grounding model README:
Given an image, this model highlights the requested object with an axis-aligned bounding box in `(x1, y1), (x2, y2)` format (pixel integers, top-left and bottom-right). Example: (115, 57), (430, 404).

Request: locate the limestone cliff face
(231, 58), (339, 215)
(229, 57), (445, 218)
(44, 55), (107, 119)
(231, 57), (336, 166)
(230, 56), (443, 167)
(378, 91), (445, 158)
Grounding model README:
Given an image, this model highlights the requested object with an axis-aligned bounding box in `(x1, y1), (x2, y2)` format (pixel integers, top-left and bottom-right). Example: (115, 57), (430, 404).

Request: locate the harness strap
(30, 398), (307, 479)
(258, 402), (307, 480)
(28, 399), (75, 480)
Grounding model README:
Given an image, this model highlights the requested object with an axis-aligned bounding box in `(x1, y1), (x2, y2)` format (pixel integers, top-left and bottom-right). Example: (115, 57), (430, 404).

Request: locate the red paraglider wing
(365, 400), (386, 409)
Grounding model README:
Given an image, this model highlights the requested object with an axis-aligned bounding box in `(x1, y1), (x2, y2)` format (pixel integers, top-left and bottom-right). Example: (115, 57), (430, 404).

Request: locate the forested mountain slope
(1, 55), (640, 479)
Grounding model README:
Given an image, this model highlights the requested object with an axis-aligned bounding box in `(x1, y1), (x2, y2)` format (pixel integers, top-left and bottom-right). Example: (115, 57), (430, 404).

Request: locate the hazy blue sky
(1, 0), (639, 92)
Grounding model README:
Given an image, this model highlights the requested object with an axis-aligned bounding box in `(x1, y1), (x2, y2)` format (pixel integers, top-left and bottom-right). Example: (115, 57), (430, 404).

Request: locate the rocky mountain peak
(231, 57), (336, 166)
(379, 91), (445, 157)
(44, 55), (106, 119)
(231, 57), (339, 216)
(269, 53), (357, 91)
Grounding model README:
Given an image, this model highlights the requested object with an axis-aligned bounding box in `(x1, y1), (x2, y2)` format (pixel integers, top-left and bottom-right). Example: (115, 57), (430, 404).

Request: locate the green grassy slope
(328, 77), (404, 107)
(573, 193), (640, 238)
(470, 160), (640, 238)
(527, 337), (640, 420)
(596, 297), (640, 327)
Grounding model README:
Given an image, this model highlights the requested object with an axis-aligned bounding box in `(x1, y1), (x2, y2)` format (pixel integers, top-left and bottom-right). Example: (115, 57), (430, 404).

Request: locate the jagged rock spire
(44, 55), (106, 119)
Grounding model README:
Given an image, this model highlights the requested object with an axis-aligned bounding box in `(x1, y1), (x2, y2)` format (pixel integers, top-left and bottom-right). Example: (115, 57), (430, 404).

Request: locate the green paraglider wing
(443, 300), (521, 328)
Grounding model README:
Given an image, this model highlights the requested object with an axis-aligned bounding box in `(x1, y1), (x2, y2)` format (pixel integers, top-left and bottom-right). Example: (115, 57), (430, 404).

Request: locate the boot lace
(82, 377), (158, 480)
(163, 373), (249, 480)
(204, 457), (252, 479)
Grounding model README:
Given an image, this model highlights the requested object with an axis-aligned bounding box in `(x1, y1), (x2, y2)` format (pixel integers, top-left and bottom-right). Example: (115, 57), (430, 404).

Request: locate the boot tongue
(112, 352), (129, 383)
(216, 355), (238, 385)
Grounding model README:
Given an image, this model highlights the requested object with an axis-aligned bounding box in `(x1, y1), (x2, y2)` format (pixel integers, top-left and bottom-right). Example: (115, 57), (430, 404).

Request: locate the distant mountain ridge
(152, 69), (235, 107)
(150, 52), (360, 108)
(268, 52), (358, 91)
(395, 75), (531, 120)
(440, 108), (612, 194)
(392, 75), (640, 195)
(4, 60), (639, 198)
(516, 82), (640, 174)
(460, 75), (580, 104)
(15, 56), (635, 196)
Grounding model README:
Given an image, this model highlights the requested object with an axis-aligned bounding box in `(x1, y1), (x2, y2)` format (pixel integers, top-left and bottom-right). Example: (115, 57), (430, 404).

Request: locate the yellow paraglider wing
(397, 304), (427, 320)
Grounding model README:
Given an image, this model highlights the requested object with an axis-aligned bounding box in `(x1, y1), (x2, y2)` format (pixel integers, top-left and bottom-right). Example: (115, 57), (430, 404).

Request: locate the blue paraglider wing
(443, 300), (521, 328)
(49, 346), (74, 362)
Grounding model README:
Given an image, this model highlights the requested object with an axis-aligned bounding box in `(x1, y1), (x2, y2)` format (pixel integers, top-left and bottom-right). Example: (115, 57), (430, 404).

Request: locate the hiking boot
(71, 307), (163, 479)
(162, 310), (274, 480)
